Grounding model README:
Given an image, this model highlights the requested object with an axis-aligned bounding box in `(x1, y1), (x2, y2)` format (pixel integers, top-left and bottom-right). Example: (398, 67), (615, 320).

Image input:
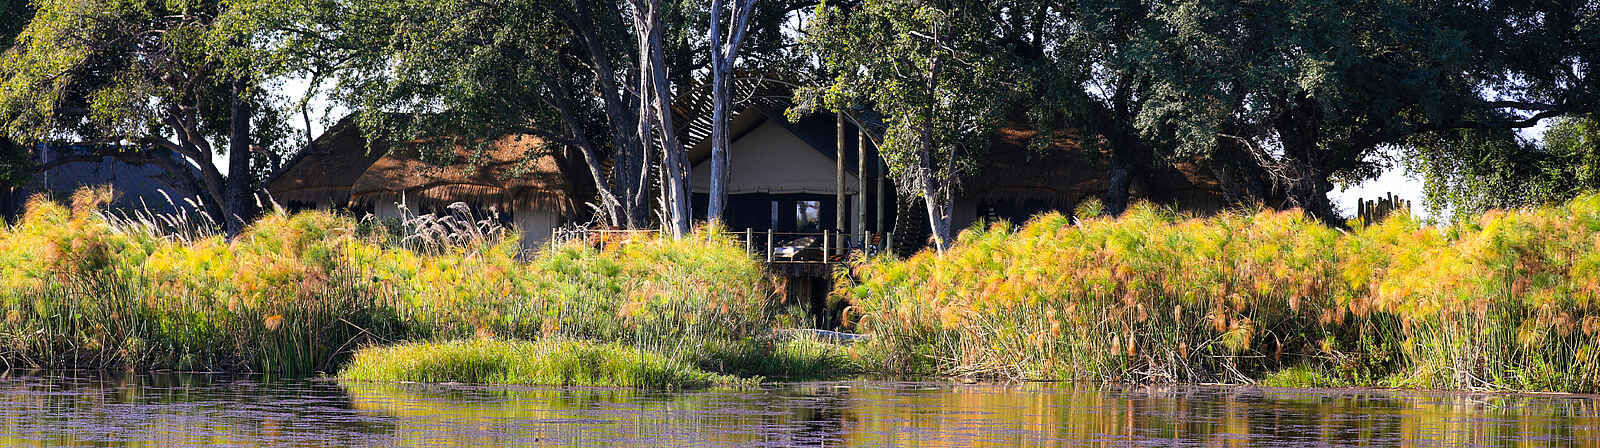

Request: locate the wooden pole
(823, 230), (831, 261)
(857, 123), (868, 248)
(745, 228), (753, 253)
(876, 156), (887, 240)
(836, 111), (846, 251)
(766, 228), (774, 263)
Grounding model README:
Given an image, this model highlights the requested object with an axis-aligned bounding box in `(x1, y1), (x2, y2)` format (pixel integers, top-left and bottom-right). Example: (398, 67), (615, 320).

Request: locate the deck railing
(550, 227), (891, 264)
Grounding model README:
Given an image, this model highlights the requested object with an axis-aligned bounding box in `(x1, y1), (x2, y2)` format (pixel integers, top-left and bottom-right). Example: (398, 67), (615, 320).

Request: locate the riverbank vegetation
(841, 197), (1600, 392)
(0, 190), (838, 384)
(7, 191), (1600, 393)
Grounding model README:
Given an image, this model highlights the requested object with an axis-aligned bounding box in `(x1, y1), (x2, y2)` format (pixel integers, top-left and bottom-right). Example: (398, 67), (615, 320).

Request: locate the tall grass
(843, 197), (1600, 392)
(0, 190), (783, 375)
(339, 338), (748, 388)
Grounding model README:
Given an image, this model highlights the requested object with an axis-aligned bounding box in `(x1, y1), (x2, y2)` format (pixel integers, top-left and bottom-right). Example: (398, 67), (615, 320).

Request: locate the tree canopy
(796, 0), (1042, 249)
(0, 0), (293, 232)
(1, 0), (1596, 241)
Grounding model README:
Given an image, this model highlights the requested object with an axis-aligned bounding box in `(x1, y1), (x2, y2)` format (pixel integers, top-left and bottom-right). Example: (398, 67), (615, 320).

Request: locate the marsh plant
(843, 197), (1600, 392)
(0, 190), (785, 375)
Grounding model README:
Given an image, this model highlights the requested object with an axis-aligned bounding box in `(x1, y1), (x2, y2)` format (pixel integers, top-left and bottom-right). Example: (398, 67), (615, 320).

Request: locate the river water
(0, 371), (1595, 447)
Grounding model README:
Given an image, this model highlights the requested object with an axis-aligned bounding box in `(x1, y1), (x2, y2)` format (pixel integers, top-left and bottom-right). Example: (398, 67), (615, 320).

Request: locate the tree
(1407, 115), (1600, 217)
(0, 0), (282, 234)
(1131, 0), (1598, 224)
(797, 0), (1022, 251)
(0, 0), (35, 189)
(280, 0), (804, 234)
(625, 0), (694, 236)
(277, 0), (692, 231)
(704, 0), (760, 226)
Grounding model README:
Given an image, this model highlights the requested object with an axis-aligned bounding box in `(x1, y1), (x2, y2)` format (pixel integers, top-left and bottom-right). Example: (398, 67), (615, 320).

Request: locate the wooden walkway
(551, 228), (889, 277)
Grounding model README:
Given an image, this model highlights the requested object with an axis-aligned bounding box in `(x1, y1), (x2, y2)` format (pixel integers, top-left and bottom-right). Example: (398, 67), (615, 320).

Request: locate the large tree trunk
(706, 67), (732, 224)
(571, 0), (649, 228)
(923, 52), (955, 252)
(917, 115), (952, 252)
(1095, 77), (1144, 216)
(633, 0), (691, 237)
(917, 168), (953, 252)
(1273, 95), (1342, 226)
(1104, 148), (1134, 216)
(1280, 157), (1341, 225)
(224, 79), (253, 236)
(704, 0), (755, 226)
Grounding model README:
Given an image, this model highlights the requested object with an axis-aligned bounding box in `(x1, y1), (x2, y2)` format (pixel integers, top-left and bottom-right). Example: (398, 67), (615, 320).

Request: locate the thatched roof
(349, 134), (570, 213)
(964, 125), (1229, 212)
(266, 116), (389, 207)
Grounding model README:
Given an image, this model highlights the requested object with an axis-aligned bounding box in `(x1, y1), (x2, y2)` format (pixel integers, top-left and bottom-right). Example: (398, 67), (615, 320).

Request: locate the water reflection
(0, 371), (1595, 447)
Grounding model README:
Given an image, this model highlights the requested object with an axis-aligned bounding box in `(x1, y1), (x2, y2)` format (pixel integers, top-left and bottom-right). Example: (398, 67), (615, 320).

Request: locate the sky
(1326, 123), (1552, 222)
(1329, 163), (1426, 220)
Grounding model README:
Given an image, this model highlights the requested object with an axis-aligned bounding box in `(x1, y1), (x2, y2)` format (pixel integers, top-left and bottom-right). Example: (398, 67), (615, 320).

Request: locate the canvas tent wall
(11, 142), (202, 217)
(686, 107), (893, 234)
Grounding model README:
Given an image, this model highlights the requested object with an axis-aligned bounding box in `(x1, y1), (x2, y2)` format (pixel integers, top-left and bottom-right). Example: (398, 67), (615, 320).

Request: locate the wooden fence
(551, 227), (890, 264)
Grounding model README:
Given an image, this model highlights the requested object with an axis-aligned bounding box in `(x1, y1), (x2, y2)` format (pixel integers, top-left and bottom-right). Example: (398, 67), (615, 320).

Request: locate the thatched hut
(951, 125), (1230, 229)
(349, 133), (573, 246)
(268, 116), (578, 248)
(265, 117), (389, 211)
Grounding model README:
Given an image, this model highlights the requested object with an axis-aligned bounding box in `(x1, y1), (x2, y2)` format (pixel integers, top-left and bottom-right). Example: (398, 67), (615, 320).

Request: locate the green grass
(693, 334), (861, 380)
(339, 338), (752, 388)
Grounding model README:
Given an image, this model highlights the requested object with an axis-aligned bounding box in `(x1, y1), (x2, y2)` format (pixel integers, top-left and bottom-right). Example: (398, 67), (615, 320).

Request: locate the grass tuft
(339, 338), (750, 389)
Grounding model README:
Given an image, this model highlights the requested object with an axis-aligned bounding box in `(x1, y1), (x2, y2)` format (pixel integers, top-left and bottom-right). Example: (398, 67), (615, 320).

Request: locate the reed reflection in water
(0, 372), (1596, 447)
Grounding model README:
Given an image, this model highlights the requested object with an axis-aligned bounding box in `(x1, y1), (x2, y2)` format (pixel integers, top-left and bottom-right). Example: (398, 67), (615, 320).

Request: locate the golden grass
(0, 192), (779, 375)
(844, 198), (1600, 392)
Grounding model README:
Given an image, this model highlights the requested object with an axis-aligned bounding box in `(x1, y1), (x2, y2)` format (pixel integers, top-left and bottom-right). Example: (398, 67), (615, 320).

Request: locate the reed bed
(843, 198), (1600, 392)
(0, 190), (785, 376)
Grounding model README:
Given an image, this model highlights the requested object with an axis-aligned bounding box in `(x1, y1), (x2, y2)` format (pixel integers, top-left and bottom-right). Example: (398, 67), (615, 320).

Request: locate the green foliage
(843, 198), (1600, 392)
(795, 0), (1026, 241)
(1409, 115), (1600, 218)
(0, 0), (297, 223)
(338, 338), (747, 388)
(697, 333), (860, 380)
(1, 0), (258, 142)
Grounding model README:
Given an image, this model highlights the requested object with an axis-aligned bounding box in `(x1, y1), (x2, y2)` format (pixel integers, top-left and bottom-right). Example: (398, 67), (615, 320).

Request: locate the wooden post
(823, 230), (831, 262)
(766, 228), (774, 263)
(876, 156), (887, 240)
(836, 112), (846, 251)
(745, 228), (753, 253)
(857, 123), (868, 248)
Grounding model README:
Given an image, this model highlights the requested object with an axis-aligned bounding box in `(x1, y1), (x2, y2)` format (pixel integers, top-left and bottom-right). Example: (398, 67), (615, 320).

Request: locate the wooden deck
(551, 228), (888, 277)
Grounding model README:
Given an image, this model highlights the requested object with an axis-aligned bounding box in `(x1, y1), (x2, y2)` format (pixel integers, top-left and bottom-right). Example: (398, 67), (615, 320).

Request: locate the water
(1, 372), (1596, 447)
